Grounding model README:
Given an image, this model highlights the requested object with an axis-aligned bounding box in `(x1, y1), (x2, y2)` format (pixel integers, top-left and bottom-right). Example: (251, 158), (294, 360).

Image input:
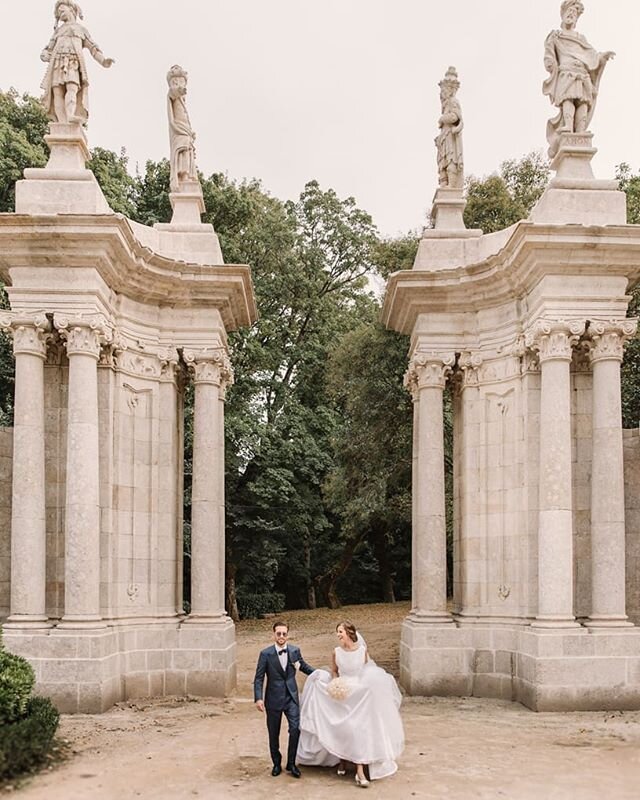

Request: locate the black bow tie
(278, 649), (287, 656)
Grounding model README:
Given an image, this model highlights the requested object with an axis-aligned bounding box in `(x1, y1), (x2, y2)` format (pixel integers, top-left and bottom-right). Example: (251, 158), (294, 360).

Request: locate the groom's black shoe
(286, 765), (301, 779)
(271, 764), (282, 777)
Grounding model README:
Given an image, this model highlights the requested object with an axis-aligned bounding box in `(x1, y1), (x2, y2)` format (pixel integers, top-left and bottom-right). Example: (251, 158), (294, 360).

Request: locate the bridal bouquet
(327, 677), (351, 701)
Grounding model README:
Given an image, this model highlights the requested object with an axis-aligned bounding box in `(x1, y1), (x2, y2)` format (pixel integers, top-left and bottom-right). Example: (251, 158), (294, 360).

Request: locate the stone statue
(542, 0), (614, 157)
(166, 65), (198, 192)
(40, 1), (114, 124)
(435, 67), (464, 190)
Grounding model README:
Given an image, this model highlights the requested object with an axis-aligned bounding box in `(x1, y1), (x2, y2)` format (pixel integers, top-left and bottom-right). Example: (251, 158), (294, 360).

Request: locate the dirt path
(7, 603), (640, 799)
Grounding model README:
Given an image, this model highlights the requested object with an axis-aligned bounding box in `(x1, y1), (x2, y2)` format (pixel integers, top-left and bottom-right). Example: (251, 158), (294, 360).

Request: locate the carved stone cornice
(54, 313), (114, 360)
(458, 352), (483, 388)
(0, 311), (51, 359)
(404, 353), (455, 397)
(183, 348), (234, 390)
(524, 319), (585, 364)
(588, 319), (638, 364)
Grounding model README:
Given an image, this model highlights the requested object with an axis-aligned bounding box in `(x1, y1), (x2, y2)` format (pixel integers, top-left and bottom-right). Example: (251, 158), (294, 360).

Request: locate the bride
(297, 620), (404, 787)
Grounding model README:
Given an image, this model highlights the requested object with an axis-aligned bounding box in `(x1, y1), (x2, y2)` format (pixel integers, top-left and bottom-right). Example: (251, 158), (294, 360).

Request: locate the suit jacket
(253, 644), (314, 711)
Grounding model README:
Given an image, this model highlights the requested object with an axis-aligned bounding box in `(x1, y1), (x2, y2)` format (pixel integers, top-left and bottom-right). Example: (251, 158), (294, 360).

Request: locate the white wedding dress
(297, 641), (404, 779)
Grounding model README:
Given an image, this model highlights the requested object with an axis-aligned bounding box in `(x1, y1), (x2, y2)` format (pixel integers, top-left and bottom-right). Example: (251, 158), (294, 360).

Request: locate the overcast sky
(1, 0), (639, 236)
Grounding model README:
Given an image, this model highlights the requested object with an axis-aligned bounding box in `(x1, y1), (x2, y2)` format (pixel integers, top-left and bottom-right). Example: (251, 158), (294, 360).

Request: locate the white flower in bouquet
(327, 677), (351, 701)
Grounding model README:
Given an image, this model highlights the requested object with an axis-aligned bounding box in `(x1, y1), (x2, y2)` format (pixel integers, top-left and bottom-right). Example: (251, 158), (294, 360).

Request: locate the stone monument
(0, 4), (256, 713)
(383, 1), (640, 711)
(427, 67), (480, 236)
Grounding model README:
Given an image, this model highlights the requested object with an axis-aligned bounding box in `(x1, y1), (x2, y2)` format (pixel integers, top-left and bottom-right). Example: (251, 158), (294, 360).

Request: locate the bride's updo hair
(336, 620), (358, 643)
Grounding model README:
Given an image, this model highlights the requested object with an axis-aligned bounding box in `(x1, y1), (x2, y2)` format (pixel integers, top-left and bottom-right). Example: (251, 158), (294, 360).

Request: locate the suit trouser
(266, 699), (300, 767)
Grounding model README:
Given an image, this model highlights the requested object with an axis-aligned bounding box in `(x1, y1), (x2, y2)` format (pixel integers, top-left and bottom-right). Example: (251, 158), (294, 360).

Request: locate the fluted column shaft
(187, 350), (233, 620)
(587, 319), (638, 627)
(57, 316), (110, 626)
(2, 314), (50, 627)
(528, 320), (583, 628)
(406, 354), (454, 623)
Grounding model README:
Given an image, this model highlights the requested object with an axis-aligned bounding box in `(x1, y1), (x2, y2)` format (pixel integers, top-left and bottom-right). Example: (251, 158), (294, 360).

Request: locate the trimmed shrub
(0, 696), (60, 780)
(237, 591), (285, 620)
(0, 650), (35, 724)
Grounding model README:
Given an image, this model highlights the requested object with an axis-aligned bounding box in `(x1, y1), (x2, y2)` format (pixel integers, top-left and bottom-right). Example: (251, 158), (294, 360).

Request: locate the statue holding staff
(435, 66), (464, 190)
(166, 65), (198, 192)
(40, 1), (115, 124)
(542, 0), (614, 157)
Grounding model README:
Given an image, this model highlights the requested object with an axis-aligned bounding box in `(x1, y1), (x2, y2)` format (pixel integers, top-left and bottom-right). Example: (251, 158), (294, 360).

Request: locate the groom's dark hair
(273, 620), (289, 632)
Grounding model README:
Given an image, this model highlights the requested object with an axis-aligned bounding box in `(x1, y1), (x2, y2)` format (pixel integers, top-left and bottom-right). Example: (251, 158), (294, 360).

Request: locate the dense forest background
(1, 89), (639, 619)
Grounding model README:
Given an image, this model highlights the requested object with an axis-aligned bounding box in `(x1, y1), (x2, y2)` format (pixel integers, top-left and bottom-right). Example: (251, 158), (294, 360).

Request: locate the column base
(181, 612), (230, 625)
(3, 615), (52, 630)
(58, 615), (107, 630)
(407, 610), (455, 625)
(584, 616), (634, 630)
(531, 616), (582, 630)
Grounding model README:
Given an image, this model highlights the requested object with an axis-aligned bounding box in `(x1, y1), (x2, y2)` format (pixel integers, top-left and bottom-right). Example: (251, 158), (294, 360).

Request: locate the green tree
(617, 163), (640, 427)
(464, 151), (549, 233)
(0, 90), (48, 213)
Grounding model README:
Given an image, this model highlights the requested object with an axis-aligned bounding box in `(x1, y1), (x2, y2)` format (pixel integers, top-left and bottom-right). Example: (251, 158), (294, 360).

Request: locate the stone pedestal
(16, 123), (110, 215)
(426, 187), (482, 238)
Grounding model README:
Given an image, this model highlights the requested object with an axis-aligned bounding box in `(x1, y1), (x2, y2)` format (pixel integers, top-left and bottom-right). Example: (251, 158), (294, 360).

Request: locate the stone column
(587, 319), (638, 627)
(1, 313), (50, 628)
(56, 315), (111, 627)
(405, 353), (454, 624)
(185, 349), (232, 621)
(527, 320), (584, 628)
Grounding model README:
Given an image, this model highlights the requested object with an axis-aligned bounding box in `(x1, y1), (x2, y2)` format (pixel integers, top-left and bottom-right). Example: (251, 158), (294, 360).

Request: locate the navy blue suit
(253, 644), (314, 769)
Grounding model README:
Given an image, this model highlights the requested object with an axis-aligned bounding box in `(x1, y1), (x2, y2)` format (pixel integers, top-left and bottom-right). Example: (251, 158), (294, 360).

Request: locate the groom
(253, 620), (315, 778)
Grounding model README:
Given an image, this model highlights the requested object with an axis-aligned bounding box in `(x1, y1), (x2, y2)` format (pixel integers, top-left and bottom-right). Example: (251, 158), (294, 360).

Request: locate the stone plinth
(383, 157), (640, 711)
(529, 131), (625, 225)
(424, 187), (482, 239)
(16, 123), (110, 215)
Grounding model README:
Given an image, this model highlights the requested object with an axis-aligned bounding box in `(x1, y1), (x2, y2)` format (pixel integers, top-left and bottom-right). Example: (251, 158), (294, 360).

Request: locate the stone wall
(625, 428), (640, 625)
(0, 428), (12, 619)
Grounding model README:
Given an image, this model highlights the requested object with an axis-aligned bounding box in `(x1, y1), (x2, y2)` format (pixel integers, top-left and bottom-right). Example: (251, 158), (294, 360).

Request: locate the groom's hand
(255, 700), (265, 713)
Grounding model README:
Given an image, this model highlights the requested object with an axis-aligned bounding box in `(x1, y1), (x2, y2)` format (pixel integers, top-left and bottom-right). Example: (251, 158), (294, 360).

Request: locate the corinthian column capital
(588, 318), (638, 364)
(0, 312), (51, 358)
(54, 313), (114, 359)
(184, 347), (234, 389)
(525, 319), (585, 363)
(458, 351), (483, 387)
(404, 352), (455, 395)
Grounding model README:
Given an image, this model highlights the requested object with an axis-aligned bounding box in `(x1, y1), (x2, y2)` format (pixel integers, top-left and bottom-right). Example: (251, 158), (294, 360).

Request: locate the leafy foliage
(617, 163), (640, 428)
(464, 151), (549, 233)
(0, 696), (60, 780)
(0, 649), (34, 724)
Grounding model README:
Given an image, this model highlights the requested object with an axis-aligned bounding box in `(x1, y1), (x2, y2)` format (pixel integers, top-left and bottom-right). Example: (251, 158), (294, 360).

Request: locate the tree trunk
(373, 526), (396, 603)
(226, 561), (240, 622)
(303, 536), (316, 609)
(315, 530), (367, 609)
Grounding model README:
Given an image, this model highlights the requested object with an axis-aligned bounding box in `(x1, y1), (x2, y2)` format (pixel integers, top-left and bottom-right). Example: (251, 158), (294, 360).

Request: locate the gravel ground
(6, 602), (640, 799)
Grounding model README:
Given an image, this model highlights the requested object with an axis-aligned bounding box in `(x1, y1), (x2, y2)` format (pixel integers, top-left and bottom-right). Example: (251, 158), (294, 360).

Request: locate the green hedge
(0, 650), (35, 724)
(0, 695), (60, 780)
(238, 591), (285, 620)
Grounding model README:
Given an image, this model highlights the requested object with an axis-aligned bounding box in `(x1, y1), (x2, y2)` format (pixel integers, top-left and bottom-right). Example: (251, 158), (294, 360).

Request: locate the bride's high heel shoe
(337, 760), (346, 776)
(355, 774), (370, 788)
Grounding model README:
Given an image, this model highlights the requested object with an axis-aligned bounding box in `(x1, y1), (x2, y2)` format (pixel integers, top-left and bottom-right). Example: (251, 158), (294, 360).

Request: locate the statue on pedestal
(543, 0), (614, 157)
(435, 66), (464, 190)
(40, 1), (115, 124)
(166, 65), (198, 192)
